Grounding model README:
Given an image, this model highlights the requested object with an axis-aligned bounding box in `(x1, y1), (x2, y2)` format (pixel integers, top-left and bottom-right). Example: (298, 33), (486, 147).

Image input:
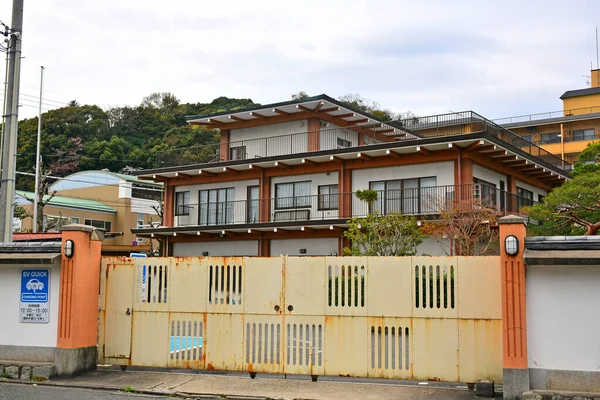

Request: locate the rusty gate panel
(167, 312), (206, 369)
(285, 257), (326, 316)
(411, 318), (459, 382)
(282, 315), (326, 376)
(458, 319), (503, 383)
(457, 257), (502, 320)
(411, 257), (459, 319)
(242, 315), (284, 374)
(204, 313), (245, 371)
(366, 317), (413, 379)
(325, 256), (369, 317)
(206, 257), (246, 314)
(130, 311), (170, 367)
(324, 316), (368, 377)
(133, 258), (171, 313)
(169, 258), (207, 313)
(243, 257), (283, 315)
(367, 257), (412, 318)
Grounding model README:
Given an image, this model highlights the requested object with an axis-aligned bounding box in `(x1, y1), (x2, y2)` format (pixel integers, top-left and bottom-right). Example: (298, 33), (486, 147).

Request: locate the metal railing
(173, 184), (535, 228)
(493, 106), (600, 125)
(531, 132), (600, 146)
(156, 111), (570, 172)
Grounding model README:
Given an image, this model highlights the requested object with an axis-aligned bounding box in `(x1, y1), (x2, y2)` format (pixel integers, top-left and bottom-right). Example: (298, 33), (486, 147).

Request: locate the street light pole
(33, 66), (44, 233)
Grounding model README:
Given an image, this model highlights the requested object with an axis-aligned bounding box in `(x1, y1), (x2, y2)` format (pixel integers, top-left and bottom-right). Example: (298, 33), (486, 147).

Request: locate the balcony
(493, 106), (600, 125)
(154, 111), (570, 173)
(172, 184), (534, 229)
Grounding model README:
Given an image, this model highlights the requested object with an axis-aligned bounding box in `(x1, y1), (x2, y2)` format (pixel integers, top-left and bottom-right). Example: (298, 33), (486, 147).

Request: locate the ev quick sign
(20, 269), (50, 323)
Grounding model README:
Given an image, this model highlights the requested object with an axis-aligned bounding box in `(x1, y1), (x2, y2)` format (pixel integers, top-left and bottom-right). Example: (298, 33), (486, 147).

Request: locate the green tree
(343, 213), (425, 256)
(572, 141), (600, 177)
(524, 172), (600, 236)
(291, 91), (309, 100)
(338, 93), (416, 122)
(355, 189), (378, 215)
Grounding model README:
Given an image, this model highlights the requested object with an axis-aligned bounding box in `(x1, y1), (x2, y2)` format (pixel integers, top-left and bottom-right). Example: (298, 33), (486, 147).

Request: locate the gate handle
(274, 305), (280, 312)
(126, 308), (131, 316)
(287, 305), (293, 312)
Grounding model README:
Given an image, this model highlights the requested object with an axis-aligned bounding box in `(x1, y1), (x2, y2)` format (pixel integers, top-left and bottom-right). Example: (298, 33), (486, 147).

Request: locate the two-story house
(132, 94), (569, 257)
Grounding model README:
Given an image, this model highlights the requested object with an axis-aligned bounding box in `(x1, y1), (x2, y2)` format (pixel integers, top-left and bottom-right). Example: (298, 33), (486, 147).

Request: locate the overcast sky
(2, 0), (600, 120)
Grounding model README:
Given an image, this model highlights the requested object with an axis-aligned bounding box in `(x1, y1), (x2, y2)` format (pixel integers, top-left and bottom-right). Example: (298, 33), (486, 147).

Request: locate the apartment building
(132, 94), (569, 257)
(16, 170), (163, 255)
(495, 68), (600, 166)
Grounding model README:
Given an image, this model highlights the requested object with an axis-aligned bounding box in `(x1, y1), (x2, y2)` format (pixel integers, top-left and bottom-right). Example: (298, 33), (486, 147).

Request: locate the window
(572, 129), (595, 142)
(199, 188), (235, 225)
(175, 191), (191, 216)
(369, 177), (437, 215)
(318, 184), (338, 210)
(474, 178), (497, 205)
(247, 186), (259, 223)
(275, 181), (311, 209)
(229, 146), (247, 161)
(521, 135), (532, 143)
(540, 132), (561, 144)
(70, 217), (80, 224)
(84, 219), (112, 232)
(132, 183), (162, 201)
(45, 214), (69, 232)
(336, 137), (352, 148)
(516, 187), (534, 209)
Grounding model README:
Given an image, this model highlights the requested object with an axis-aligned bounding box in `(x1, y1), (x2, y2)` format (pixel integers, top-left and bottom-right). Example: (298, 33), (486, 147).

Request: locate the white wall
(0, 263), (60, 348)
(527, 265), (600, 372)
(270, 238), (339, 256)
(473, 164), (507, 188)
(230, 120), (308, 158)
(516, 180), (547, 202)
(172, 240), (259, 256)
(417, 238), (450, 256)
(320, 123), (359, 151)
(131, 198), (160, 215)
(174, 179), (259, 227)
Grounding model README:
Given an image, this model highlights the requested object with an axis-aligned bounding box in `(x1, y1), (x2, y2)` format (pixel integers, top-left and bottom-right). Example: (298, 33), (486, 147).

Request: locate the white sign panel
(20, 269), (50, 323)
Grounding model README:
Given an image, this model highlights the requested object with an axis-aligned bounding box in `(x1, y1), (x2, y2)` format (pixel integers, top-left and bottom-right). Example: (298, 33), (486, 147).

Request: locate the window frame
(246, 185), (259, 223)
(175, 191), (191, 216)
(516, 186), (534, 209)
(540, 132), (561, 144)
(198, 187), (235, 226)
(369, 176), (437, 215)
(317, 184), (339, 211)
(572, 128), (595, 142)
(274, 181), (312, 210)
(84, 218), (112, 232)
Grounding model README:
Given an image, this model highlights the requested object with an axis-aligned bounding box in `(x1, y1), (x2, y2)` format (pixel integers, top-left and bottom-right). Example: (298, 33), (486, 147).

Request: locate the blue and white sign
(20, 269), (50, 323)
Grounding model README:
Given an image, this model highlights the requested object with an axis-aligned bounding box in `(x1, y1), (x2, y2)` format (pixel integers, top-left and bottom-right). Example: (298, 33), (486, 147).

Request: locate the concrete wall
(172, 240), (259, 256)
(0, 263), (60, 349)
(229, 120), (308, 158)
(527, 265), (600, 390)
(270, 237), (339, 256)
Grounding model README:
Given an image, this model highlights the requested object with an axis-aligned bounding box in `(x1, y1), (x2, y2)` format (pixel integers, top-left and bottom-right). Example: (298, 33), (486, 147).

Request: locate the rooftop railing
(493, 106), (600, 125)
(172, 184), (535, 228)
(155, 111), (571, 172)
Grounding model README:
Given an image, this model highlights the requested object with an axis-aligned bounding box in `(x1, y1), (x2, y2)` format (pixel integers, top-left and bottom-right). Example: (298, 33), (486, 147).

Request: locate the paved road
(0, 383), (191, 400)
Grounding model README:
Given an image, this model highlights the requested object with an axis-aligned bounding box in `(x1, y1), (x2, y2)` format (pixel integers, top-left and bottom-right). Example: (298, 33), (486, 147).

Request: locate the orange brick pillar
(499, 215), (529, 399)
(55, 224), (103, 377)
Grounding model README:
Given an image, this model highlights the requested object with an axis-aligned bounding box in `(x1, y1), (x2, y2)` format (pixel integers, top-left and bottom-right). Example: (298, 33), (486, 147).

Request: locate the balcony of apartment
(152, 111), (569, 173)
(170, 184), (535, 232)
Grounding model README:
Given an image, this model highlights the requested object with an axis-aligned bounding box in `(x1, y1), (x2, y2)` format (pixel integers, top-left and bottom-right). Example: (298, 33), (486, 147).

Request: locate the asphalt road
(0, 383), (192, 400)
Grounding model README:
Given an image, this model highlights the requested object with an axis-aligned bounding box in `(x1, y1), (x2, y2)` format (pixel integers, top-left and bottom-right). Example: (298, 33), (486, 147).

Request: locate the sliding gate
(98, 256), (502, 382)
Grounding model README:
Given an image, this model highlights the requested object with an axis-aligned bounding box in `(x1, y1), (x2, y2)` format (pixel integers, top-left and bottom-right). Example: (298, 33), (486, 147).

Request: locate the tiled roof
(16, 191), (117, 213)
(560, 86), (600, 99)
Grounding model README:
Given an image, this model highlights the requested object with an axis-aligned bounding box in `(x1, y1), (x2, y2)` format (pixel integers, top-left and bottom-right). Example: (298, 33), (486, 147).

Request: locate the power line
(16, 170), (163, 192)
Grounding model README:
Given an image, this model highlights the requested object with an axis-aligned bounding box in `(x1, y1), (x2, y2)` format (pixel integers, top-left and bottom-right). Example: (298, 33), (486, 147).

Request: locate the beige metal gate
(98, 255), (502, 383)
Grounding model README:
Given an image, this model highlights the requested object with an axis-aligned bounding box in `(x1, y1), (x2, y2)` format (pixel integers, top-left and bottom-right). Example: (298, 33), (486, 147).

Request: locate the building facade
(16, 171), (162, 255)
(495, 68), (600, 166)
(133, 95), (570, 257)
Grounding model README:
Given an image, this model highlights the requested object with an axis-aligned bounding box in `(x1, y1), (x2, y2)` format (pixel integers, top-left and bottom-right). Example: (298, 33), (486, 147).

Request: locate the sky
(2, 0), (600, 121)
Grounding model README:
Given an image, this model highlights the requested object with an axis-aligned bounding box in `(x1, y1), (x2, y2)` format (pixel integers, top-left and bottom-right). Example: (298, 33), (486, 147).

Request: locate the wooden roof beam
(228, 115), (246, 122)
(416, 146), (430, 155)
(274, 161), (291, 169)
(386, 149), (402, 159)
(198, 169), (215, 177)
(249, 111), (267, 119)
(357, 152), (372, 161)
(174, 172), (193, 179)
(465, 140), (485, 152)
(314, 101), (325, 112)
(272, 108), (290, 116)
(301, 158), (317, 166)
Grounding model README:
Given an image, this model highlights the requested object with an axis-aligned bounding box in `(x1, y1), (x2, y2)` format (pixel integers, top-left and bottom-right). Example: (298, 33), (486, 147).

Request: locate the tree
(21, 169), (58, 232)
(572, 141), (600, 177)
(337, 93), (416, 122)
(355, 189), (378, 215)
(291, 91), (309, 100)
(343, 213), (425, 256)
(422, 197), (502, 256)
(524, 172), (600, 236)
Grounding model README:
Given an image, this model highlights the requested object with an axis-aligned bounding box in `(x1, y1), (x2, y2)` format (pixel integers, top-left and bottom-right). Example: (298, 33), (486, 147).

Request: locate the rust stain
(207, 362), (215, 370)
(247, 362), (253, 373)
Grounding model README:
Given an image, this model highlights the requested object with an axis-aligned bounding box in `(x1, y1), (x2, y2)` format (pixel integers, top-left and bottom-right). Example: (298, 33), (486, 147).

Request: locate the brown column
(499, 215), (529, 399)
(339, 236), (350, 256)
(307, 118), (321, 152)
(56, 225), (102, 377)
(338, 164), (352, 219)
(456, 156), (474, 202)
(220, 129), (230, 161)
(507, 176), (518, 213)
(259, 234), (271, 257)
(259, 172), (271, 223)
(163, 181), (175, 227)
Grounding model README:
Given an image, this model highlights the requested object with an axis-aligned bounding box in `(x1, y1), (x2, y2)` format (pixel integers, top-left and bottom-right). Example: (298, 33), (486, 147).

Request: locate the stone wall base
(54, 346), (97, 378)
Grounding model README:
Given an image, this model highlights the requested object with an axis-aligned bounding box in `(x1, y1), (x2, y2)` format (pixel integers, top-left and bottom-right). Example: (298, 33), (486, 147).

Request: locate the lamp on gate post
(64, 239), (74, 258)
(504, 234), (519, 256)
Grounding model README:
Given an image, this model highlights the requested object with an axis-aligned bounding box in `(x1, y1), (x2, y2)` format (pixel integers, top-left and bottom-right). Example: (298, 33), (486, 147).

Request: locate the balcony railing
(173, 184), (535, 228)
(493, 106), (600, 125)
(155, 111), (570, 172)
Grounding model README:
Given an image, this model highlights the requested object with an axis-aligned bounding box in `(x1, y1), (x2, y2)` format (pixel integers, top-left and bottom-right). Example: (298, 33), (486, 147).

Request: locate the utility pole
(0, 0), (24, 242)
(33, 66), (44, 233)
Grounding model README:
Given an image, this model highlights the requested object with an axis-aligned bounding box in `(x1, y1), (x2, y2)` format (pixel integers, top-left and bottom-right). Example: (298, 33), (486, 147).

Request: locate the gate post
(498, 216), (529, 399)
(55, 224), (103, 377)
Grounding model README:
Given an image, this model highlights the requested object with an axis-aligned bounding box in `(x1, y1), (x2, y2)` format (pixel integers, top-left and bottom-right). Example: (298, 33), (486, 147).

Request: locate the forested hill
(14, 93), (258, 191)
